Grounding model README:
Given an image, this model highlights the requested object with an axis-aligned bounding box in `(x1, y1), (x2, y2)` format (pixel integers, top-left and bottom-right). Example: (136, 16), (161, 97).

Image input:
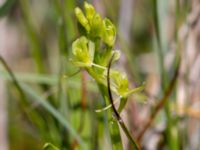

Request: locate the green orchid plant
(70, 2), (143, 149)
(71, 2), (143, 102)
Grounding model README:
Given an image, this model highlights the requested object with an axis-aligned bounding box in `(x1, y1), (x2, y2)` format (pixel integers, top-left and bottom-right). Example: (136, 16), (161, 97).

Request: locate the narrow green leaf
(0, 70), (97, 91)
(20, 83), (87, 150)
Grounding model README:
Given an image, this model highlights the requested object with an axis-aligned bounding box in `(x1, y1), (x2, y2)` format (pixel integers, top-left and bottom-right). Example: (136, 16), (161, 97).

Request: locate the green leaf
(125, 83), (145, 97)
(0, 70), (97, 92)
(43, 143), (60, 150)
(95, 98), (120, 113)
(19, 83), (87, 150)
(0, 0), (16, 18)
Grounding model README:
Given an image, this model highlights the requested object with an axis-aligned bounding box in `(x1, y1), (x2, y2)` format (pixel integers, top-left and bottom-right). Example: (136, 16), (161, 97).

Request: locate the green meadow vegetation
(0, 0), (199, 150)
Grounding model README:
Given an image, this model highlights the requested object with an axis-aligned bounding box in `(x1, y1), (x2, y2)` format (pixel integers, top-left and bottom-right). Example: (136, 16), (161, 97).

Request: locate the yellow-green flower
(71, 36), (94, 67)
(111, 71), (129, 97)
(102, 18), (116, 47)
(84, 2), (95, 21)
(75, 7), (90, 32)
(90, 13), (103, 38)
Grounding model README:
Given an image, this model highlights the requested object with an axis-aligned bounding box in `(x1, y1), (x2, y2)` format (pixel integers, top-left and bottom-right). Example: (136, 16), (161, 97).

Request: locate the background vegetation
(0, 0), (199, 150)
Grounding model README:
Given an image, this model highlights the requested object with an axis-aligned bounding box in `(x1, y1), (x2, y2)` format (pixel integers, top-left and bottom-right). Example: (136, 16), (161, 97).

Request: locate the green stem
(98, 84), (123, 150)
(107, 55), (140, 150)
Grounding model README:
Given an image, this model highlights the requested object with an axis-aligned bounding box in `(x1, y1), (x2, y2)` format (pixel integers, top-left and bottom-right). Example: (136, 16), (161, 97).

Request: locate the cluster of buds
(70, 2), (143, 101)
(75, 2), (116, 46)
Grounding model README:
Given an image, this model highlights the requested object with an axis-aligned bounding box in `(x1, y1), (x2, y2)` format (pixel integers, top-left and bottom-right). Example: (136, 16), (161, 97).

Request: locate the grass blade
(20, 82), (87, 150)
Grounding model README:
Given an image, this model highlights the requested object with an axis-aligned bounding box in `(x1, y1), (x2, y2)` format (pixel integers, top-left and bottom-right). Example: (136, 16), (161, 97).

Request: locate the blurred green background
(0, 0), (200, 150)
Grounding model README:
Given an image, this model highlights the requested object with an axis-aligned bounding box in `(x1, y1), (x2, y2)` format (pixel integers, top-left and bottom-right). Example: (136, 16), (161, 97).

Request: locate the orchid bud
(84, 2), (95, 21)
(75, 7), (90, 32)
(111, 71), (129, 97)
(90, 14), (103, 37)
(102, 18), (116, 47)
(112, 50), (121, 62)
(72, 36), (94, 67)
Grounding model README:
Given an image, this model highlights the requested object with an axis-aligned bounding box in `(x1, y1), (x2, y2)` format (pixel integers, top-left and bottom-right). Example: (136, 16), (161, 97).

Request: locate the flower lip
(71, 36), (95, 67)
